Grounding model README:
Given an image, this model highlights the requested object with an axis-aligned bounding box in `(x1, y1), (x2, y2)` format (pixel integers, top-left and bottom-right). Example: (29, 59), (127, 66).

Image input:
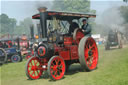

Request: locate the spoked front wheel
(78, 37), (98, 71)
(48, 56), (65, 80)
(25, 57), (42, 79)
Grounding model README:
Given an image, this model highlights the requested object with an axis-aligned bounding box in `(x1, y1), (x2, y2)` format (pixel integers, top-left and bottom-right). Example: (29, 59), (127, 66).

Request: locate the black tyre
(11, 54), (21, 63)
(0, 48), (7, 64)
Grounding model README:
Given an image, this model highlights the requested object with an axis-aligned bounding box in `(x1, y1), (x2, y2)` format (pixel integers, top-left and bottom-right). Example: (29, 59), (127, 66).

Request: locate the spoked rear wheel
(25, 57), (42, 79)
(78, 37), (98, 71)
(48, 56), (65, 80)
(73, 28), (84, 44)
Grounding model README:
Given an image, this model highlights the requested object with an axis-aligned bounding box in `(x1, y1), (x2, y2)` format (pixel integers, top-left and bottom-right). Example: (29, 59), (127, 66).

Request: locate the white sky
(0, 0), (126, 23)
(0, 0), (122, 1)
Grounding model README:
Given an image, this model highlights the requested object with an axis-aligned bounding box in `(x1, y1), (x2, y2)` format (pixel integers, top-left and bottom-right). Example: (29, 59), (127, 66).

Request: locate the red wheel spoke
(34, 60), (37, 65)
(58, 64), (62, 68)
(55, 59), (59, 65)
(54, 70), (58, 76)
(51, 63), (55, 66)
(31, 71), (35, 76)
(30, 62), (33, 66)
(85, 41), (89, 49)
(58, 69), (62, 74)
(34, 60), (37, 66)
(51, 66), (56, 71)
(35, 60), (38, 65)
(33, 71), (36, 76)
(91, 44), (95, 49)
(35, 70), (39, 76)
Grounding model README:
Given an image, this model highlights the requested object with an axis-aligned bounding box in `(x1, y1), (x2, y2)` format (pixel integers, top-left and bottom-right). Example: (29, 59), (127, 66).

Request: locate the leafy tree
(14, 17), (33, 36)
(119, 6), (128, 23)
(52, 0), (95, 13)
(123, 0), (128, 2)
(0, 14), (16, 35)
(119, 5), (128, 39)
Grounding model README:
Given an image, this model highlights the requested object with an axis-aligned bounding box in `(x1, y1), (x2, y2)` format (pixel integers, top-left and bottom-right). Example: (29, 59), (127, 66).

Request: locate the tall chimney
(38, 7), (47, 38)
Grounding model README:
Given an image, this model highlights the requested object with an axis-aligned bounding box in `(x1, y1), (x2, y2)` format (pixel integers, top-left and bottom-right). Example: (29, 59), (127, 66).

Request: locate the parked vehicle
(0, 38), (22, 63)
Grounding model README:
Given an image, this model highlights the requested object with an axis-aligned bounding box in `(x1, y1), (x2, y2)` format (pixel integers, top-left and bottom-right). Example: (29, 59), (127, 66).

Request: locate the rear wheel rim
(26, 57), (42, 79)
(84, 38), (98, 70)
(49, 56), (65, 80)
(73, 29), (84, 44)
(76, 31), (84, 44)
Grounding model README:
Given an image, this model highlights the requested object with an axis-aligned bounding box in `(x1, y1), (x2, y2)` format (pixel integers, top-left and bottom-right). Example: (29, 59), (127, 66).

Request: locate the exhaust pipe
(37, 24), (42, 38)
(30, 25), (34, 39)
(38, 7), (47, 38)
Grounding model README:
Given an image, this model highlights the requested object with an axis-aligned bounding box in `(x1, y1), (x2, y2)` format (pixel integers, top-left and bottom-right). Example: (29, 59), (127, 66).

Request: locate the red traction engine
(25, 7), (98, 80)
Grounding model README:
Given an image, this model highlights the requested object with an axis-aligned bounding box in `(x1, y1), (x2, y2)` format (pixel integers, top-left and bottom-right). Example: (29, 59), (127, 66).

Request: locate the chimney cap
(38, 7), (47, 12)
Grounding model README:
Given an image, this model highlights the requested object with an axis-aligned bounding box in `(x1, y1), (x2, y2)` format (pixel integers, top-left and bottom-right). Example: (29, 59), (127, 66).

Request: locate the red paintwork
(75, 29), (85, 44)
(59, 50), (70, 60)
(20, 41), (28, 50)
(70, 45), (79, 60)
(7, 41), (12, 48)
(64, 37), (73, 45)
(53, 34), (82, 61)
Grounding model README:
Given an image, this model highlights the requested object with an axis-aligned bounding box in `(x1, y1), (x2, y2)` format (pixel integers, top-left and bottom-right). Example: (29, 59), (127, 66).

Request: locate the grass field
(0, 45), (128, 85)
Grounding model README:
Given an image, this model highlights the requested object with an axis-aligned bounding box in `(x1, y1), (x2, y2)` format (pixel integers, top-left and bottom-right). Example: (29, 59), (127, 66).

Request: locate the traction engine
(25, 7), (98, 80)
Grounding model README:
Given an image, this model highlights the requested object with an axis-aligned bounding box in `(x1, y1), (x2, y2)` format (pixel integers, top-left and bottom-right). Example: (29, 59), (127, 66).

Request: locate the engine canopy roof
(32, 11), (96, 20)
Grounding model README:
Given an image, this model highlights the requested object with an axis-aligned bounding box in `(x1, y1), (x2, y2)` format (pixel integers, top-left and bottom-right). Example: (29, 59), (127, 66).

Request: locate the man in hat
(81, 19), (91, 36)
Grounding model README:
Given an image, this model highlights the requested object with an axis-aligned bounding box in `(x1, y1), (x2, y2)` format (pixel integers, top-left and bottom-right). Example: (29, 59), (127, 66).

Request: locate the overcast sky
(0, 0), (126, 23)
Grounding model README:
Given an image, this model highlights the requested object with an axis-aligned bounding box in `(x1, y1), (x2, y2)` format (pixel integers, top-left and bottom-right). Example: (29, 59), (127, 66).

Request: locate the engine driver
(81, 19), (91, 36)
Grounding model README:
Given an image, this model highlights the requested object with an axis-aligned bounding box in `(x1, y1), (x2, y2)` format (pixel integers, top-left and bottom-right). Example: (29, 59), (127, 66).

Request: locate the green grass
(0, 45), (128, 85)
